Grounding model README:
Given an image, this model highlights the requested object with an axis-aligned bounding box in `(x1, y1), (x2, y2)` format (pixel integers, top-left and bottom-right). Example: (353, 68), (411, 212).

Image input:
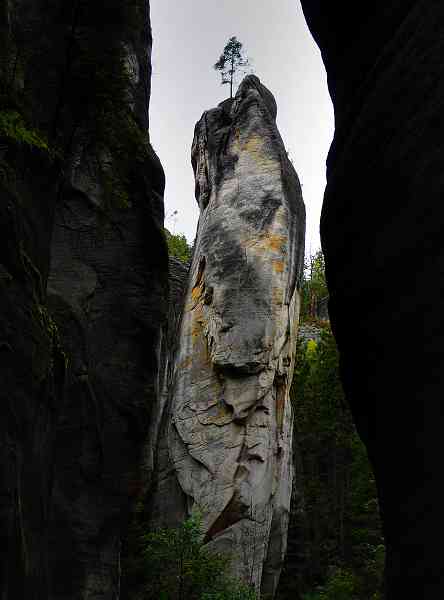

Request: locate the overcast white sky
(150, 0), (334, 254)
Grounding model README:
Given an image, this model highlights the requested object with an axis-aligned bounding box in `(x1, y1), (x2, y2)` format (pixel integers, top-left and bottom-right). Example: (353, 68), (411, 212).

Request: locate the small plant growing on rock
(214, 37), (250, 98)
(141, 513), (257, 600)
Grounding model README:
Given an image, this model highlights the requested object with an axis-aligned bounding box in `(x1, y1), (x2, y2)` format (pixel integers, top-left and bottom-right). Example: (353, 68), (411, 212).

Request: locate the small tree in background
(301, 250), (329, 322)
(164, 229), (192, 263)
(214, 36), (250, 98)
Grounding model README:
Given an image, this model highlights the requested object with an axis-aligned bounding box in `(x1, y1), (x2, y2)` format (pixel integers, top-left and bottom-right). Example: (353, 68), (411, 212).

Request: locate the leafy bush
(165, 229), (192, 263)
(141, 514), (257, 600)
(302, 567), (357, 600)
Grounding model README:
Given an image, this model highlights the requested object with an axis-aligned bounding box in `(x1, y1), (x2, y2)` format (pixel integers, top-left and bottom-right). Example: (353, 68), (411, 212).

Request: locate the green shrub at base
(141, 514), (258, 600)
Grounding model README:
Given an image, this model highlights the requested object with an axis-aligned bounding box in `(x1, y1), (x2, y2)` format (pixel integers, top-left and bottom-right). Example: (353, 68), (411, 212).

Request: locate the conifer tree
(214, 36), (250, 98)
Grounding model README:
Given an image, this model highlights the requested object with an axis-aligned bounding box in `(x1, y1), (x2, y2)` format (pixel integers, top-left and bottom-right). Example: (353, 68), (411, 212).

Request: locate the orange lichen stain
(267, 234), (287, 252)
(189, 255), (206, 308)
(241, 233), (287, 256)
(191, 283), (204, 303)
(272, 259), (285, 273)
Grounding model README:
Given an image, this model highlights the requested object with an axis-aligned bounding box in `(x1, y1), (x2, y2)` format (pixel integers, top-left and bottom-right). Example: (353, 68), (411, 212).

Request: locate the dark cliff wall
(147, 256), (190, 532)
(0, 1), (167, 598)
(121, 256), (189, 600)
(301, 2), (444, 597)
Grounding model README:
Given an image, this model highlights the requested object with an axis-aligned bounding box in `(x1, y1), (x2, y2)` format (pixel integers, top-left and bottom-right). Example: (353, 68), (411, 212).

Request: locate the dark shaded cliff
(301, 2), (444, 597)
(121, 256), (189, 600)
(0, 1), (167, 597)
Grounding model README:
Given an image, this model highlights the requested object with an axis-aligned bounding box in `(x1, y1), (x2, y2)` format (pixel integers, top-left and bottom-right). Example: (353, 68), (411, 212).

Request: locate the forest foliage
(277, 251), (384, 600)
(300, 250), (328, 322)
(165, 229), (193, 263)
(124, 512), (257, 600)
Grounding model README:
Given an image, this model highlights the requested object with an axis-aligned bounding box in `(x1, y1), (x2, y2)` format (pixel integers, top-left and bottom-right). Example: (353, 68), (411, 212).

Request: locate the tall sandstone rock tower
(150, 76), (305, 597)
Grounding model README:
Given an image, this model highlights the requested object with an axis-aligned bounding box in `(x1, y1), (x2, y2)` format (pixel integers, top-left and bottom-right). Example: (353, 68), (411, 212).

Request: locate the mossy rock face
(0, 1), (168, 598)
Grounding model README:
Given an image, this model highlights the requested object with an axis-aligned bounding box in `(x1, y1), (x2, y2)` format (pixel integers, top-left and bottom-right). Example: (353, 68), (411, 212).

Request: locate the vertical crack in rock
(164, 75), (305, 596)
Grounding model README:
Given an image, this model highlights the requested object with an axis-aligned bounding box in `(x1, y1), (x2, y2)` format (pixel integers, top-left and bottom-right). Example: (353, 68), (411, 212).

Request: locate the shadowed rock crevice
(300, 2), (444, 597)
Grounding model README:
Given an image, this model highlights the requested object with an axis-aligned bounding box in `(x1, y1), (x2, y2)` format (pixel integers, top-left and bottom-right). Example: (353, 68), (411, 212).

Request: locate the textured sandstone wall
(300, 2), (444, 597)
(0, 150), (63, 598)
(153, 76), (305, 597)
(147, 257), (190, 531)
(0, 1), (167, 598)
(46, 4), (168, 598)
(1, 3), (74, 596)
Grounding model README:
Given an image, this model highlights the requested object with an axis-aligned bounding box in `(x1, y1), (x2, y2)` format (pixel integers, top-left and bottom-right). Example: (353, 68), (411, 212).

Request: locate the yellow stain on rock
(271, 287), (284, 307)
(232, 133), (278, 171)
(242, 134), (265, 155)
(191, 283), (204, 303)
(189, 255), (206, 308)
(241, 232), (287, 254)
(185, 284), (205, 312)
(272, 259), (285, 273)
(267, 234), (287, 252)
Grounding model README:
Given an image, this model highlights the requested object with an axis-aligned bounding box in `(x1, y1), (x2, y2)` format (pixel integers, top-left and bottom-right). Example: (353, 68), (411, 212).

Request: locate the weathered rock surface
(153, 76), (305, 596)
(0, 1), (167, 598)
(1, 4), (73, 596)
(47, 9), (168, 600)
(301, 2), (444, 597)
(146, 256), (190, 531)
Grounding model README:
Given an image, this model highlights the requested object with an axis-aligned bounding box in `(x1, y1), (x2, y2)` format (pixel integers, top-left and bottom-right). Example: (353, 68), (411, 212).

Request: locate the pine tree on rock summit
(214, 36), (250, 98)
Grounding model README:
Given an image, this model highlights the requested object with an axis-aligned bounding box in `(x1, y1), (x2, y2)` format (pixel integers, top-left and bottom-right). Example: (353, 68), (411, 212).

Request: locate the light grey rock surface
(165, 76), (305, 596)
